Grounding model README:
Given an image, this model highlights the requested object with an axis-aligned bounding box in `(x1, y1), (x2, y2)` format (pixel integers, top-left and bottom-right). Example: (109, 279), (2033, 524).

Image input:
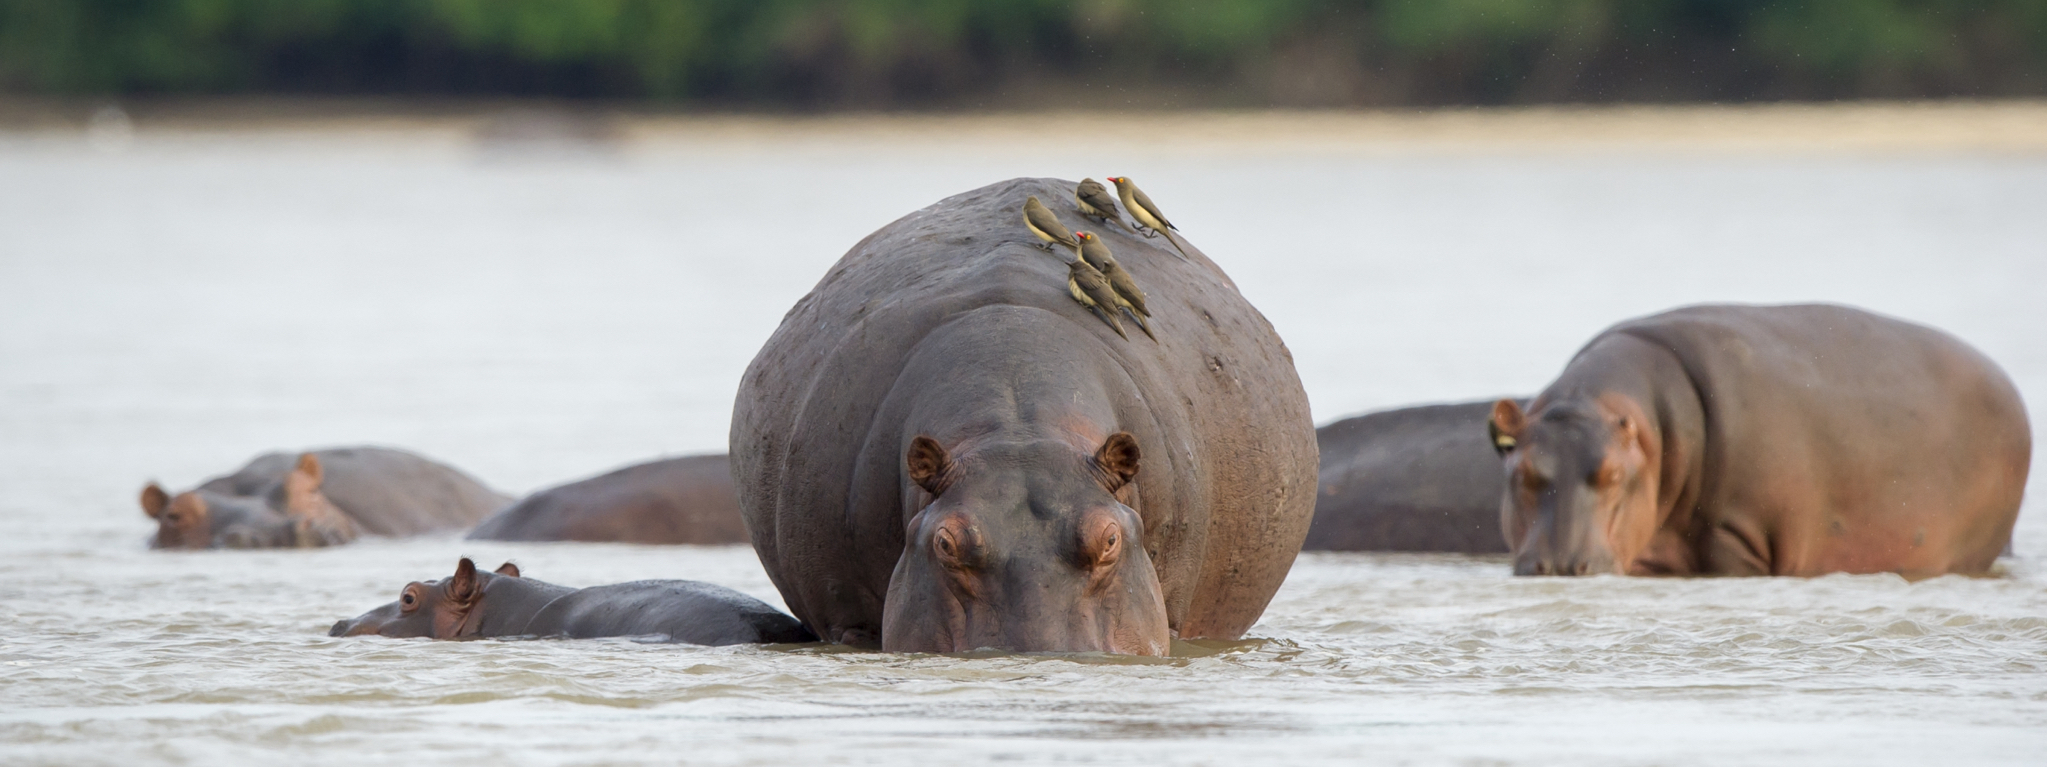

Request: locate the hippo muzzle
(881, 498), (1169, 655)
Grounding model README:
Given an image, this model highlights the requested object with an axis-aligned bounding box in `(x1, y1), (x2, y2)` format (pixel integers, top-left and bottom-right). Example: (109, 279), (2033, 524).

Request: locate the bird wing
(1107, 269), (1149, 316)
(1130, 186), (1173, 229)
(1026, 205), (1072, 241)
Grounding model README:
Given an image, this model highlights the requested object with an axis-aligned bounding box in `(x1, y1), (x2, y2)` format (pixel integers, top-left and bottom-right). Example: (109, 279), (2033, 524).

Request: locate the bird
(1022, 196), (1076, 251)
(1066, 255), (1129, 340)
(1074, 231), (1155, 341)
(1074, 179), (1131, 233)
(1106, 176), (1191, 260)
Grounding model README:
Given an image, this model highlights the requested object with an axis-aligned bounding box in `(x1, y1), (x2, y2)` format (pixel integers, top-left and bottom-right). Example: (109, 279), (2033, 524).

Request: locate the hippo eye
(1084, 517), (1124, 569)
(931, 520), (979, 569)
(400, 585), (424, 612)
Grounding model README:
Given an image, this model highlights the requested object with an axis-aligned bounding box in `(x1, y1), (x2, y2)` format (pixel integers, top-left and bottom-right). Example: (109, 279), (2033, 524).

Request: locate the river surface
(1, 120), (2044, 765)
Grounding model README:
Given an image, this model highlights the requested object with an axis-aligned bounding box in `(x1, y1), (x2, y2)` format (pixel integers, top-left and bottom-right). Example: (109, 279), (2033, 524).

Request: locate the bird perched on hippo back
(731, 177), (1316, 655)
(1073, 231), (1155, 341)
(1107, 176), (1191, 261)
(1489, 303), (2029, 578)
(1022, 196), (1077, 251)
(1065, 255), (1129, 340)
(1074, 178), (1129, 232)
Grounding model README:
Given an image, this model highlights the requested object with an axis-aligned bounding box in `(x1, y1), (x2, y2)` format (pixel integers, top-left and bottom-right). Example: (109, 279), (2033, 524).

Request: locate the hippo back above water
(732, 177), (1318, 654)
(142, 446), (510, 549)
(1489, 304), (2029, 578)
(466, 454), (748, 544)
(1305, 399), (1520, 553)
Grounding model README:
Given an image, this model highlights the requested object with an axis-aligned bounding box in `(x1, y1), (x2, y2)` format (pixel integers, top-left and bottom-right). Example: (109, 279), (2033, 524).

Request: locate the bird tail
(1160, 230), (1192, 262)
(1095, 306), (1130, 340)
(1126, 308), (1157, 342)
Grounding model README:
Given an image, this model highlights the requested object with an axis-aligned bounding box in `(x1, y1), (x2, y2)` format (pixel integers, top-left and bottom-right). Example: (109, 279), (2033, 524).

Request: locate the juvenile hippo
(1489, 304), (2029, 578)
(466, 454), (748, 544)
(732, 177), (1318, 654)
(328, 557), (814, 644)
(1304, 399), (1522, 553)
(142, 446), (510, 549)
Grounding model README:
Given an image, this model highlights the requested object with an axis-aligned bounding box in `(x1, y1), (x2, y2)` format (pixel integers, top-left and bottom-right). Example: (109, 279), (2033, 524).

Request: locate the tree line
(2, 0), (2042, 107)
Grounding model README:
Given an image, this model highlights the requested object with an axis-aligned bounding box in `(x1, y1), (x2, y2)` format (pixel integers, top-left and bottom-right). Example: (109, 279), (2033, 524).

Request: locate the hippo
(328, 557), (815, 644)
(142, 446), (511, 549)
(467, 454), (748, 545)
(1304, 399), (1523, 553)
(731, 177), (1318, 655)
(1488, 303), (2029, 578)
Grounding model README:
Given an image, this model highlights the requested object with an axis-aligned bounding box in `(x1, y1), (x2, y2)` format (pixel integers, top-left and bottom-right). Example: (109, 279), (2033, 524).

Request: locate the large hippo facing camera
(731, 177), (1317, 655)
(329, 557), (813, 645)
(1489, 304), (2029, 578)
(142, 446), (510, 549)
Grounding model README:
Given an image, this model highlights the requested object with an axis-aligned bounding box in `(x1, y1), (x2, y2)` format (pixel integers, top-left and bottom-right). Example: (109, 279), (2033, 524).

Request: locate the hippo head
(880, 432), (1169, 655)
(1489, 397), (1659, 576)
(328, 557), (521, 638)
(141, 454), (359, 549)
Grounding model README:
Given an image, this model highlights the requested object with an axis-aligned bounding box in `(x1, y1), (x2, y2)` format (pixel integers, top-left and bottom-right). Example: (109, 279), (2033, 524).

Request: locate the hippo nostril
(1572, 561), (1591, 576)
(1533, 561), (1552, 576)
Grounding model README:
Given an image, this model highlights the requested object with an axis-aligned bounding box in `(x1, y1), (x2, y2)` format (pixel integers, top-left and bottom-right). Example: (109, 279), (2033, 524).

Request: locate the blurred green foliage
(1, 0), (2042, 105)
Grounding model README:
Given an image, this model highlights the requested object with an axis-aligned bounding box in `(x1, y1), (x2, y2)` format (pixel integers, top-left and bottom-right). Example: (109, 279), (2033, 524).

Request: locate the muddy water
(1, 125), (2044, 765)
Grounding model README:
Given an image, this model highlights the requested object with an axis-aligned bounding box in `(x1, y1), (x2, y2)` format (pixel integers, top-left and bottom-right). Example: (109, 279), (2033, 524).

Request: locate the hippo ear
(1093, 432), (1141, 492)
(293, 453), (324, 488)
(1615, 415), (1644, 456)
(448, 557), (481, 603)
(1489, 399), (1526, 455)
(141, 483), (171, 519)
(494, 561), (521, 578)
(906, 435), (954, 496)
(284, 454), (333, 517)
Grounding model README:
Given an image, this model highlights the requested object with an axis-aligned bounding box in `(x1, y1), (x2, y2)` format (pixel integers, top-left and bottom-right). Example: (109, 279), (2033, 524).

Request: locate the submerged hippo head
(1489, 397), (1659, 576)
(328, 557), (521, 638)
(881, 432), (1169, 655)
(141, 453), (360, 549)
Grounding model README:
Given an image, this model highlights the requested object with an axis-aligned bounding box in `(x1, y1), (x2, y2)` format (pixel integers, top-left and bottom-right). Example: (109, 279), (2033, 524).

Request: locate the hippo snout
(1514, 551), (1619, 576)
(328, 619), (355, 637)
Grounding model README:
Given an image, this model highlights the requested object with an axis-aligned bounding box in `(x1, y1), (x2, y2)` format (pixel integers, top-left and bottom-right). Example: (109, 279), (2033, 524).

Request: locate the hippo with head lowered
(329, 557), (813, 644)
(731, 177), (1318, 655)
(466, 454), (749, 544)
(1304, 399), (1522, 553)
(142, 446), (510, 549)
(1488, 304), (2029, 577)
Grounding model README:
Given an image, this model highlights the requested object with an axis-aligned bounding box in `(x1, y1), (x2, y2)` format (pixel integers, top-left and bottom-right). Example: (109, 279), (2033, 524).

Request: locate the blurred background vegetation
(2, 0), (2043, 108)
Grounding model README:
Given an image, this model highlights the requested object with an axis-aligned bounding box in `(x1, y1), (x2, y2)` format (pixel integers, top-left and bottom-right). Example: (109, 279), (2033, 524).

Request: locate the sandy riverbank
(3, 97), (2044, 154)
